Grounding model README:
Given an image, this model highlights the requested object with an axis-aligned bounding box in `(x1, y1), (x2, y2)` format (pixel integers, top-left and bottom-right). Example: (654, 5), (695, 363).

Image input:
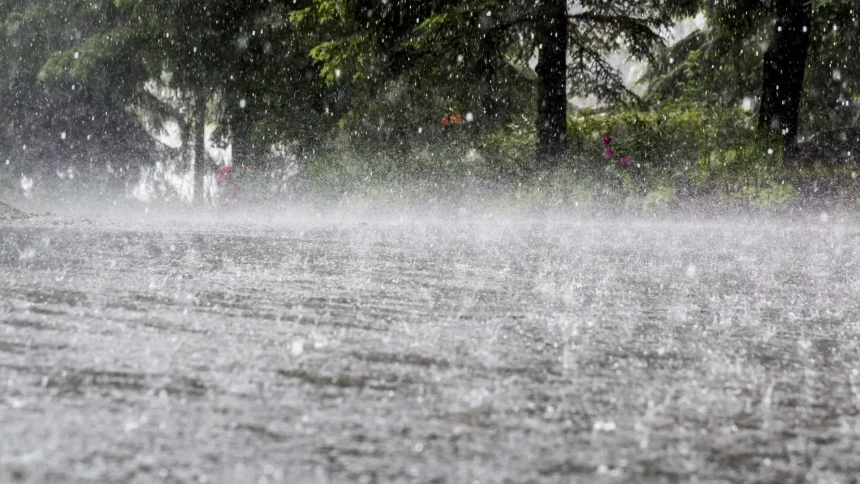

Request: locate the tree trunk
(758, 0), (812, 163)
(535, 0), (568, 170)
(193, 92), (207, 204)
(230, 96), (253, 168)
(480, 37), (500, 127)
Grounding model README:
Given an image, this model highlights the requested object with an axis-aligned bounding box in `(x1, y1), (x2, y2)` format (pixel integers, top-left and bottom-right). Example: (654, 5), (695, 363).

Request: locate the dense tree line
(1, 0), (857, 201)
(643, 0), (858, 159)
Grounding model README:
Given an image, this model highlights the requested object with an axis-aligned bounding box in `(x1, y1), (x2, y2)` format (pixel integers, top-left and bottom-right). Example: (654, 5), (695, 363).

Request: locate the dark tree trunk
(535, 0), (568, 170)
(758, 0), (812, 163)
(479, 37), (500, 127)
(193, 92), (206, 204)
(230, 97), (253, 169)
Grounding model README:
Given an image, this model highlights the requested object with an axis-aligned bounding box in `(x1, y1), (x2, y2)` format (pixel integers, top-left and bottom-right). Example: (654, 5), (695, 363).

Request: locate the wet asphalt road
(1, 213), (860, 483)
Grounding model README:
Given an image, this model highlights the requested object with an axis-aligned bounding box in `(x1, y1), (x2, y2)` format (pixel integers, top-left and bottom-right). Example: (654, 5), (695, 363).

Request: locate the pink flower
(604, 147), (615, 158)
(215, 165), (233, 186)
(620, 156), (630, 167)
(602, 135), (612, 146)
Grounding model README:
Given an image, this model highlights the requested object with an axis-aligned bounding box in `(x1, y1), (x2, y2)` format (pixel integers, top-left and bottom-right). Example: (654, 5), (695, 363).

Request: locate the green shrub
(641, 185), (678, 211)
(749, 182), (800, 207)
(230, 101), (853, 211)
(480, 129), (536, 177)
(567, 102), (785, 196)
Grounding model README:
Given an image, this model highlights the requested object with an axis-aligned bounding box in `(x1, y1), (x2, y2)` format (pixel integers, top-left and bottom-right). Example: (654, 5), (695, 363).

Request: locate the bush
(641, 185), (679, 211)
(567, 103), (786, 197)
(748, 182), (800, 208)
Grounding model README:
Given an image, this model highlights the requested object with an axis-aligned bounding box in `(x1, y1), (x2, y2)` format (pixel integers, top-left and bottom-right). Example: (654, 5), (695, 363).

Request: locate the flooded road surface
(2, 214), (860, 483)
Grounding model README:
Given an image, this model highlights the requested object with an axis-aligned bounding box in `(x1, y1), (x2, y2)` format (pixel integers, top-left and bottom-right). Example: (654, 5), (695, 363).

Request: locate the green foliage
(480, 126), (537, 177)
(640, 29), (762, 109)
(294, 0), (689, 165)
(569, 103), (777, 180)
(642, 185), (678, 211)
(802, 0), (860, 132)
(0, 0), (165, 176)
(38, 26), (150, 102)
(642, 0), (860, 137)
(747, 182), (800, 208)
(0, 0), (858, 211)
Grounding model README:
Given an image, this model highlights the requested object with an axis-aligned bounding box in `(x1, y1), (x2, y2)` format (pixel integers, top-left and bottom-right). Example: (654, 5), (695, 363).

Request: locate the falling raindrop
(685, 264), (697, 278)
(290, 339), (305, 356)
